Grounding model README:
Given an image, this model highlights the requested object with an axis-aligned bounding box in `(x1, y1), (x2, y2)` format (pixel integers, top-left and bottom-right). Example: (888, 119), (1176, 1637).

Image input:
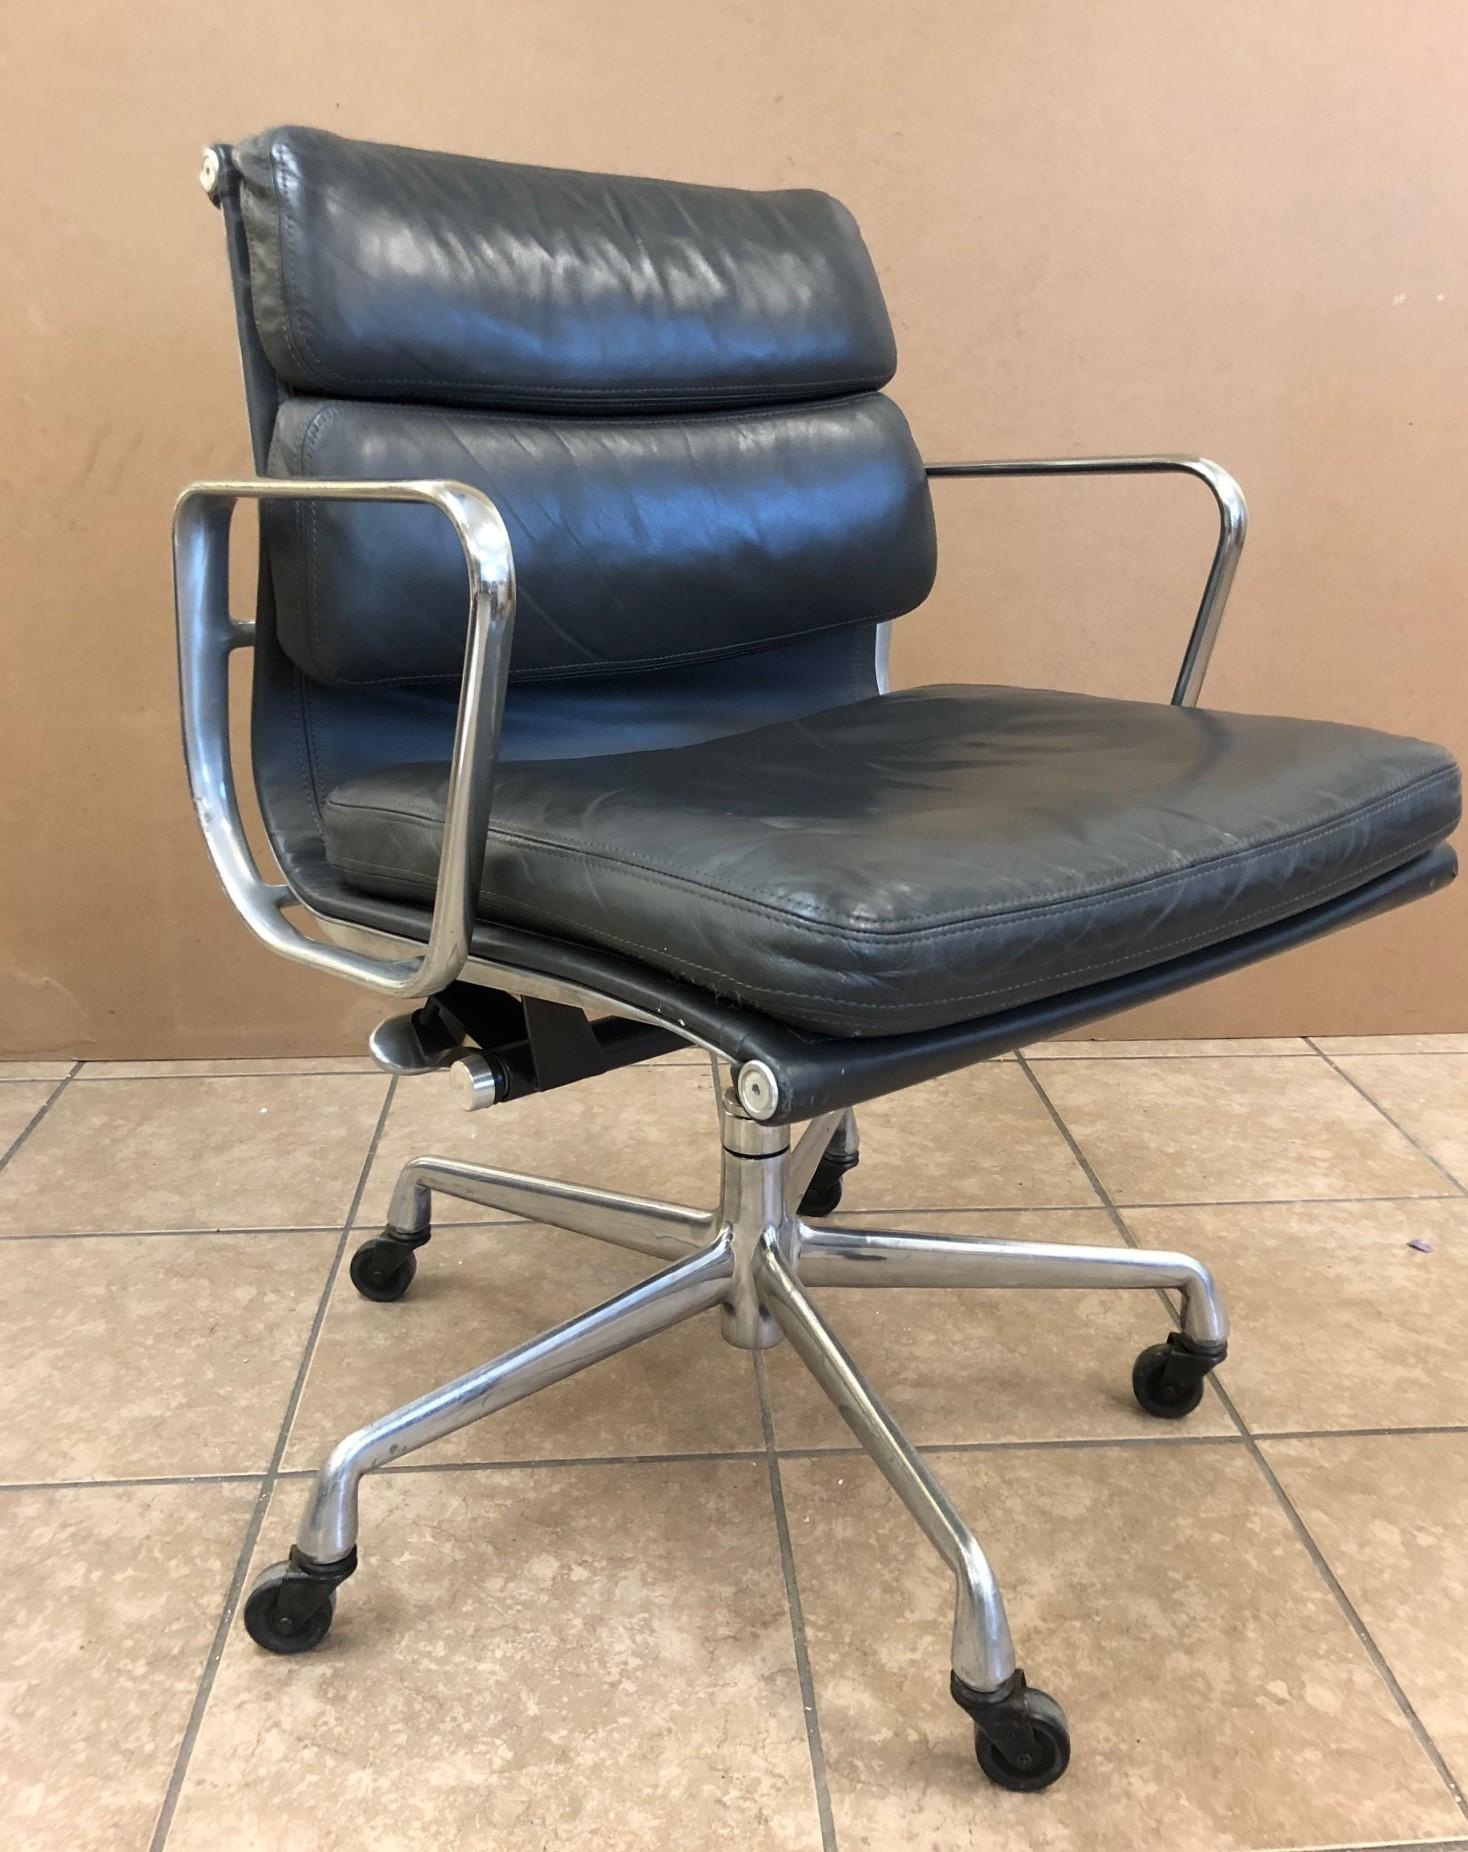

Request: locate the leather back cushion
(236, 126), (896, 411)
(266, 393), (936, 686)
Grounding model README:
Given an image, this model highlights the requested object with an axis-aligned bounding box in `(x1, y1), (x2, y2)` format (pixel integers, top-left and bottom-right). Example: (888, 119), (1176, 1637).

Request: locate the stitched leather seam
(266, 144), (315, 384)
(322, 763), (1460, 936)
(326, 825), (1449, 1019)
(283, 391), (900, 436)
(296, 402), (337, 688)
(296, 603), (914, 691)
(292, 671), (326, 835)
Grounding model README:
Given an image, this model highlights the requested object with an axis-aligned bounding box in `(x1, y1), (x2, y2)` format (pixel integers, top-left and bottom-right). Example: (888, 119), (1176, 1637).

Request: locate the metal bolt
(450, 1051), (500, 1111)
(735, 1062), (778, 1121)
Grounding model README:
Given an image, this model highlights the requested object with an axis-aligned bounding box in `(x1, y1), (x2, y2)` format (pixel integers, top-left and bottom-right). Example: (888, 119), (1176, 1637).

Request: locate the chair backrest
(215, 127), (936, 906)
(235, 126), (936, 697)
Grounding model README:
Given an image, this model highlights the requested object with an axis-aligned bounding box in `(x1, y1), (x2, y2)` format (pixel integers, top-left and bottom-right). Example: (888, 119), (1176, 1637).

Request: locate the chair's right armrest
(172, 476), (516, 998)
(924, 456), (1247, 706)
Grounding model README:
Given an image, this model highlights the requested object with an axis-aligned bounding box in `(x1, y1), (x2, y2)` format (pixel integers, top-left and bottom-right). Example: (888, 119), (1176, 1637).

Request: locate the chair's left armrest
(924, 455), (1247, 705)
(172, 476), (516, 998)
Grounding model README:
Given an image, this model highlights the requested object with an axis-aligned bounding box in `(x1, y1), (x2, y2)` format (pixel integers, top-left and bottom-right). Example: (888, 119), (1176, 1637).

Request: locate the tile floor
(2, 1036), (1466, 1852)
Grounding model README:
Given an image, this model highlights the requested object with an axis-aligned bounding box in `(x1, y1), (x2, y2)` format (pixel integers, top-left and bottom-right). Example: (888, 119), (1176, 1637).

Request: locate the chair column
(714, 1092), (794, 1351)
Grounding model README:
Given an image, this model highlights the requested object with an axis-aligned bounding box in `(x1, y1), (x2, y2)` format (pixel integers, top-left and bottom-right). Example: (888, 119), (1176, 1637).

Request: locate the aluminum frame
(912, 454), (1248, 705)
(287, 1096), (1228, 1696)
(173, 475), (515, 998)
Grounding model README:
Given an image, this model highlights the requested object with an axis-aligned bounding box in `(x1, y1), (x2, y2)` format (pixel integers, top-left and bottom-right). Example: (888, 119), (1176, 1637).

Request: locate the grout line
(147, 1076), (399, 1852)
(0, 1471), (269, 1494)
(1017, 1051), (1468, 1820)
(1249, 1422), (1468, 1445)
(1114, 1192), (1462, 1211)
(1027, 1049), (1321, 1061)
(0, 1216), (530, 1245)
(1307, 1040), (1468, 1196)
(12, 1421), (1468, 1501)
(1013, 1054), (1129, 1238)
(69, 1068), (385, 1082)
(0, 1062), (80, 1175)
(5, 1191), (1456, 1245)
(776, 1432), (1242, 1460)
(753, 1352), (839, 1852)
(0, 1224), (343, 1243)
(1254, 1839), (1468, 1852)
(329, 1448), (768, 1477)
(832, 1191), (1461, 1220)
(1299, 1048), (1468, 1058)
(1243, 1416), (1468, 1819)
(808, 1202), (1106, 1219)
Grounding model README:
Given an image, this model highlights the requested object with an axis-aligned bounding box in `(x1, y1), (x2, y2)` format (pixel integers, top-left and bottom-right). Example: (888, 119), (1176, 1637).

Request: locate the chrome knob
(450, 1051), (500, 1111)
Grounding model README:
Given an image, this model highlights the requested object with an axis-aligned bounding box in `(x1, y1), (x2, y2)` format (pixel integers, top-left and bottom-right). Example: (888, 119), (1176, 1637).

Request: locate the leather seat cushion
(320, 684), (1461, 1037)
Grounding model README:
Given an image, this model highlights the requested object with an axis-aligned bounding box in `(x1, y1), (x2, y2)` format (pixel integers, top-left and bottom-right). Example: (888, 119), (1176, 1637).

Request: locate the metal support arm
(924, 455), (1247, 706)
(172, 476), (516, 997)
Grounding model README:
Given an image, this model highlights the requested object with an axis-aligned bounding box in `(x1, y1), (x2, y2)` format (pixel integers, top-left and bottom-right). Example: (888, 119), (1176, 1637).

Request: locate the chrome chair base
(244, 1078), (1228, 1791)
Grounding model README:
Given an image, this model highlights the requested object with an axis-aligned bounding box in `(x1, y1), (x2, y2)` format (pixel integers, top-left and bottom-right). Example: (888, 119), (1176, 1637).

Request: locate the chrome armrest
(924, 456), (1247, 705)
(172, 477), (516, 997)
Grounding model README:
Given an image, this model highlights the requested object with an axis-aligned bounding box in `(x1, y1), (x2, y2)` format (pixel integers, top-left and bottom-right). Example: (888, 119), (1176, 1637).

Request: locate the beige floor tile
(1314, 1032), (1468, 1055)
(286, 1220), (761, 1469)
(0, 1073), (389, 1235)
(763, 1210), (1233, 1447)
(1034, 1054), (1448, 1205)
(838, 1064), (1098, 1211)
(169, 1462), (821, 1852)
(354, 1062), (722, 1229)
(0, 1480), (256, 1852)
(1028, 1037), (1308, 1058)
(781, 1445), (1462, 1852)
(1, 1233), (336, 1481)
(1327, 1052), (1468, 1186)
(76, 1056), (380, 1078)
(1126, 1199), (1468, 1434)
(0, 1061), (73, 1081)
(1266, 1432), (1468, 1782)
(0, 1082), (57, 1159)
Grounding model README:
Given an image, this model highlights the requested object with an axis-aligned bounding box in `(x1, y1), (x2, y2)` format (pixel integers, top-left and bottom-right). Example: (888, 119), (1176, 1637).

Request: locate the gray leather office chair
(175, 126), (1460, 1792)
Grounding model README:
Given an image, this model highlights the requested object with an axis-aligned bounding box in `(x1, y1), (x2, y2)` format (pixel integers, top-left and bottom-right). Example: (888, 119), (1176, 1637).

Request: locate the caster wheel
(954, 1670), (1070, 1792)
(798, 1169), (844, 1218)
(243, 1560), (337, 1655)
(350, 1236), (418, 1302)
(799, 1144), (859, 1220)
(973, 1687), (1071, 1792)
(1131, 1331), (1224, 1419)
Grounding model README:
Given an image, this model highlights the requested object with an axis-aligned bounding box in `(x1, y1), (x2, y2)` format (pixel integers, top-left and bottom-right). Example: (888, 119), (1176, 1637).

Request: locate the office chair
(175, 126), (1460, 1792)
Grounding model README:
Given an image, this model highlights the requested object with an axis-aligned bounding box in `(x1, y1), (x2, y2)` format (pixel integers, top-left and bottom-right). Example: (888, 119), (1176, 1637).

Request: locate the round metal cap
(198, 147), (222, 198)
(734, 1061), (779, 1121)
(450, 1051), (500, 1111)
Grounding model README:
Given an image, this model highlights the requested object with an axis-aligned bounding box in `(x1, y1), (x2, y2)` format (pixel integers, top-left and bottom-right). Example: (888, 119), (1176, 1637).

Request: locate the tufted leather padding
(265, 393), (935, 688)
(319, 684), (1462, 1036)
(235, 126), (897, 411)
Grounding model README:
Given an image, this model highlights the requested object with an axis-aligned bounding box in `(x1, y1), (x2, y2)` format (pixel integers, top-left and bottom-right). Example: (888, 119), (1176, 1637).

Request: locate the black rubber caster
(798, 1139), (860, 1219)
(953, 1669), (1071, 1792)
(242, 1549), (353, 1655)
(349, 1233), (420, 1302)
(1131, 1330), (1227, 1419)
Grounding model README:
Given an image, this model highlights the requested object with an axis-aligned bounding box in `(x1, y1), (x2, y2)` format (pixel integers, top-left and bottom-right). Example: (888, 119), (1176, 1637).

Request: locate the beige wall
(2, 0), (1465, 1059)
